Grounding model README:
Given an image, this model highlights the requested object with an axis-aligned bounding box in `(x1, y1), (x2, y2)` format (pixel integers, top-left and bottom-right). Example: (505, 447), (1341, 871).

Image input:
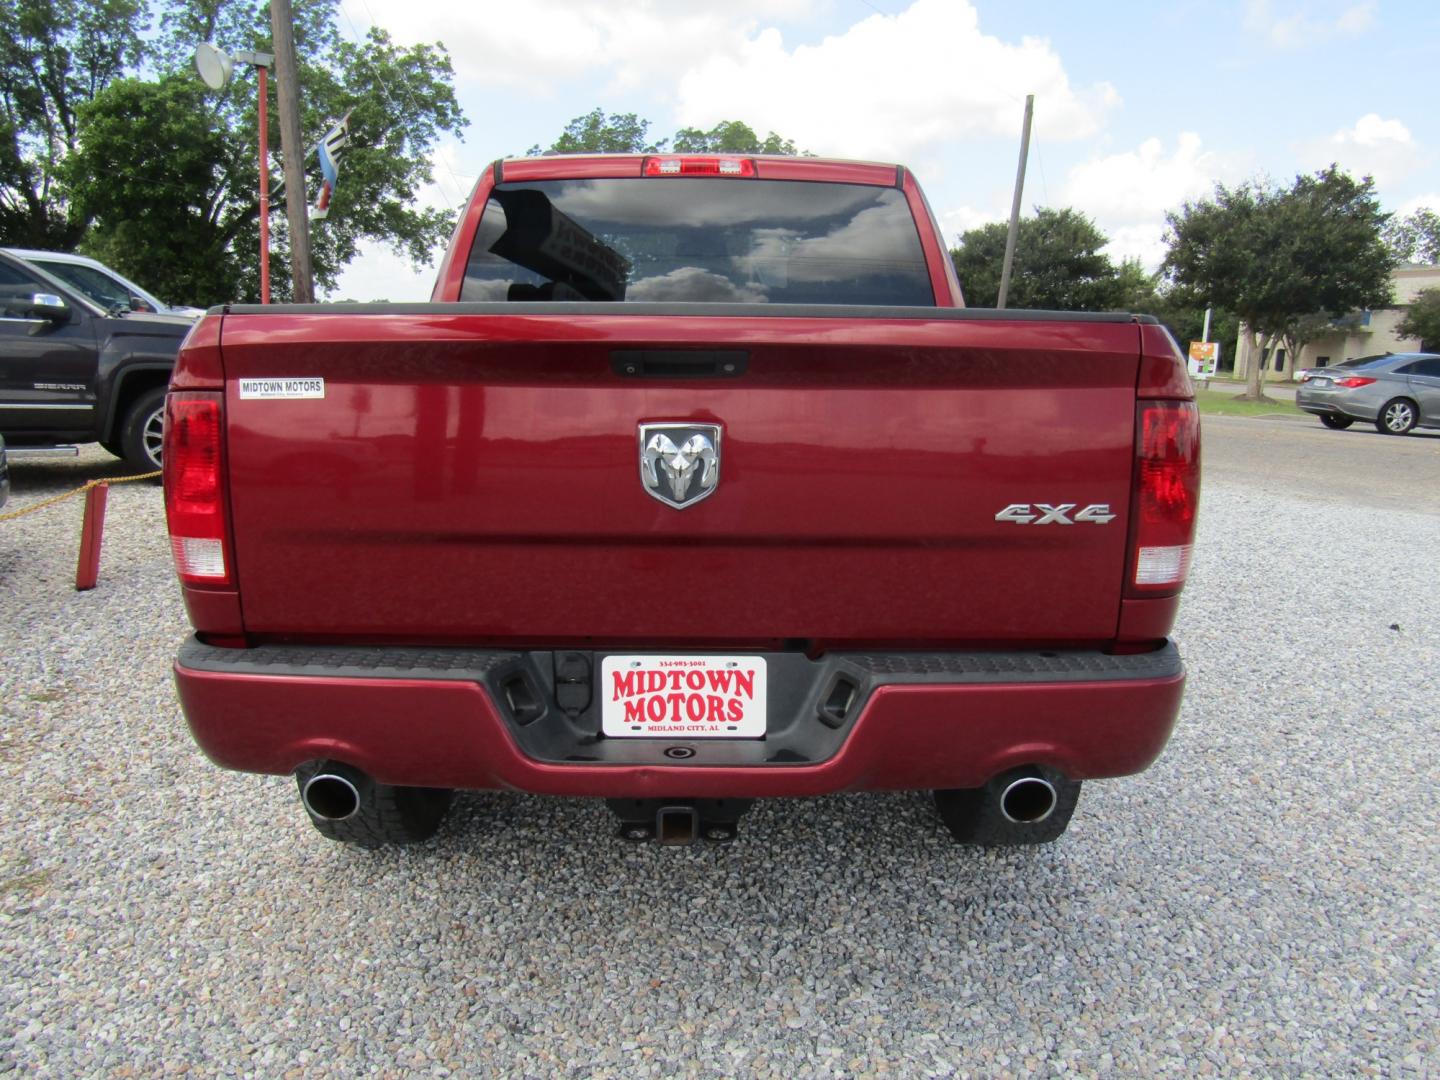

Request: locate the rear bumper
(1296, 390), (1376, 420)
(174, 637), (1186, 797)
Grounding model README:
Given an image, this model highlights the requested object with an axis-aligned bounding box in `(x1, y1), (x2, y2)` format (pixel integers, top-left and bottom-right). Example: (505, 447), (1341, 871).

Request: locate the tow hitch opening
(608, 798), (753, 846)
(657, 806), (699, 846)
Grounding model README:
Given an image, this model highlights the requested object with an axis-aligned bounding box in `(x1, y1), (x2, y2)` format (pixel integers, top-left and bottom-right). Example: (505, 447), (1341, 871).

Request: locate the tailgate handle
(612, 350), (748, 378)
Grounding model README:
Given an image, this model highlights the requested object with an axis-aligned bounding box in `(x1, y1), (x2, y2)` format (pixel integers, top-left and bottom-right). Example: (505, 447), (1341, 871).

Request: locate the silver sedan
(1296, 352), (1440, 435)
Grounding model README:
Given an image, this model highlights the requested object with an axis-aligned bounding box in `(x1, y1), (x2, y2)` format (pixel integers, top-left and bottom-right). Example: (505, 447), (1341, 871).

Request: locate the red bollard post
(75, 483), (109, 591)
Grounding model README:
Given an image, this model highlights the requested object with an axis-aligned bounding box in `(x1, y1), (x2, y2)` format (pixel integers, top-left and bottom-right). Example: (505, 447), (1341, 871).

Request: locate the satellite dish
(193, 43), (235, 90)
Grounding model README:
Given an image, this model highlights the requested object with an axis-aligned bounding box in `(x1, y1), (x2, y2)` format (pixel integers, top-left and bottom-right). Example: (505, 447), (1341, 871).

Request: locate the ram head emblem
(638, 423), (722, 509)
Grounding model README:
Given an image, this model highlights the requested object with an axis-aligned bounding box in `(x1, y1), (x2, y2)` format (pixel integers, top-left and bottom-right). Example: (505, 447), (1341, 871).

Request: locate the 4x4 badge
(994, 503), (1116, 525)
(639, 423), (721, 509)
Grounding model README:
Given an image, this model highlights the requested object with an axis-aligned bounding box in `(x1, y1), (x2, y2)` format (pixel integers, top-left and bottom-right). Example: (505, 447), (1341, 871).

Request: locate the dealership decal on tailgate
(602, 656), (767, 738)
(238, 377), (325, 400)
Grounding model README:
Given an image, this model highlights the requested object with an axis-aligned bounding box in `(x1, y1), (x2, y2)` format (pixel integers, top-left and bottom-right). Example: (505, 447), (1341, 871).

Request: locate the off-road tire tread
(119, 386), (167, 473)
(934, 765), (1082, 846)
(294, 765), (453, 848)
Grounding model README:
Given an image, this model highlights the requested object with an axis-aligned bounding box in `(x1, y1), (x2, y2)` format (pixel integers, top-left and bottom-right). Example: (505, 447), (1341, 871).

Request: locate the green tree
(1113, 257), (1161, 312)
(61, 0), (465, 304)
(0, 0), (148, 247)
(527, 108), (664, 155)
(1163, 166), (1394, 400)
(1384, 207), (1440, 265)
(1146, 292), (1240, 369)
(950, 207), (1138, 311)
(1396, 287), (1440, 350)
(65, 76), (237, 303)
(528, 109), (804, 157)
(672, 120), (798, 155)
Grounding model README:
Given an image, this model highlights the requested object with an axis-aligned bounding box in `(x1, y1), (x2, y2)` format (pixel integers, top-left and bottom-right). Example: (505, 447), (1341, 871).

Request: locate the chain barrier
(0, 470), (161, 523)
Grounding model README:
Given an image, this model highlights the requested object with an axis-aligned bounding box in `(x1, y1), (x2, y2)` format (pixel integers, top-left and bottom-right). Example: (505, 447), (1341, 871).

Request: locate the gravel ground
(1, 445), (1437, 1077)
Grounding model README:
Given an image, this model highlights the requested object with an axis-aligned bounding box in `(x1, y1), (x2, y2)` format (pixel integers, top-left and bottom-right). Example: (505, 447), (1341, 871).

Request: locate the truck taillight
(1128, 401), (1200, 595)
(163, 392), (231, 587)
(643, 156), (755, 177)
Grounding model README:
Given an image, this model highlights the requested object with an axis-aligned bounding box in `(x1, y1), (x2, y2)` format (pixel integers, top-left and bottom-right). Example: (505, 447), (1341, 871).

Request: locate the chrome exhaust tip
(999, 775), (1058, 824)
(301, 771), (362, 822)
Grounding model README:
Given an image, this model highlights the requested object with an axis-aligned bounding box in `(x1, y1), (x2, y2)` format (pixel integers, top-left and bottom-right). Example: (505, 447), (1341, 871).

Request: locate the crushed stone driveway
(1, 435), (1436, 1077)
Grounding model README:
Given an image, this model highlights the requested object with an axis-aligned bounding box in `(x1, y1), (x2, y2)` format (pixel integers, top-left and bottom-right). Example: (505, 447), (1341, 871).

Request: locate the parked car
(0, 251), (192, 471)
(1294, 354), (1390, 384)
(0, 433), (9, 510)
(1296, 352), (1440, 434)
(2, 248), (204, 319)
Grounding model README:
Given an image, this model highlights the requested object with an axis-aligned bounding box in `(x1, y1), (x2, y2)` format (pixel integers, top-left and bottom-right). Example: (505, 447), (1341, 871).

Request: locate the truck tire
(933, 765), (1081, 846)
(294, 762), (454, 848)
(1375, 398), (1417, 435)
(118, 387), (168, 473)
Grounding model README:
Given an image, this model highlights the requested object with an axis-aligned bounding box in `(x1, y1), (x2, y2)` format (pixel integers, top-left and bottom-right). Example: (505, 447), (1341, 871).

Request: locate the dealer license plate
(600, 655), (767, 739)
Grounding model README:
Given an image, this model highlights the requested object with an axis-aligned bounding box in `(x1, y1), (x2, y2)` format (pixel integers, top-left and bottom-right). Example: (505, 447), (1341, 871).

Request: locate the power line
(356, 0), (471, 207)
(336, 1), (467, 209)
(1032, 127), (1051, 208)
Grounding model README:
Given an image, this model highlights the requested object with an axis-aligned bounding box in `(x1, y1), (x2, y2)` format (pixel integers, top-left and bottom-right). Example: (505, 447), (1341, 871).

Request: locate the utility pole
(996, 94), (1034, 311)
(1200, 306), (1213, 387)
(270, 0), (314, 302)
(253, 58), (273, 303)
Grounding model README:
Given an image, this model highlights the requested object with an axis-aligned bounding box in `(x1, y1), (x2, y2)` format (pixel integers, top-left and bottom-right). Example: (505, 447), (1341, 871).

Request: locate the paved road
(1203, 412), (1440, 514)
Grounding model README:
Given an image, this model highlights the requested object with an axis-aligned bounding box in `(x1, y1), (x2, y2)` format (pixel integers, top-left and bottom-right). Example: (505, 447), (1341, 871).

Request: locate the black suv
(0, 250), (193, 472)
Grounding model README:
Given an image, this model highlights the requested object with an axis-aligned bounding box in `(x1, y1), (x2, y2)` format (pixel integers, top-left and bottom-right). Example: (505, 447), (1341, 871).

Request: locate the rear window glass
(34, 262), (131, 310)
(460, 178), (934, 306)
(1396, 357), (1440, 376)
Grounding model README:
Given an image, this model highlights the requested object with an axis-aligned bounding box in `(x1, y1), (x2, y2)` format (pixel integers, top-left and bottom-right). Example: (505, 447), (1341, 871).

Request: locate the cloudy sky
(329, 0), (1439, 301)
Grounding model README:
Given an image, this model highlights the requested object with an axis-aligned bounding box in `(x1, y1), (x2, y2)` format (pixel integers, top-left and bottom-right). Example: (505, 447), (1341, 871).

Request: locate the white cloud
(1300, 113), (1425, 186)
(937, 205), (1002, 247)
(1102, 224), (1172, 272)
(672, 0), (1117, 162)
(425, 139), (478, 209)
(1398, 192), (1440, 216)
(1062, 134), (1233, 267)
(327, 240), (436, 302)
(339, 0), (818, 88)
(1064, 134), (1218, 221)
(1243, 0), (1376, 49)
(1334, 1), (1378, 32)
(627, 267), (767, 303)
(332, 0), (1116, 287)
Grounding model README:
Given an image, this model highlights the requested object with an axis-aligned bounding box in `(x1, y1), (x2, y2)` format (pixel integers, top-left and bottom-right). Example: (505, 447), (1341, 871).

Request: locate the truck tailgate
(218, 309), (1142, 646)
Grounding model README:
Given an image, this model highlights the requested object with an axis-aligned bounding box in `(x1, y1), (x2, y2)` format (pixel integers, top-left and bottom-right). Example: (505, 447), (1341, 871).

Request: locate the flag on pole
(311, 109), (352, 222)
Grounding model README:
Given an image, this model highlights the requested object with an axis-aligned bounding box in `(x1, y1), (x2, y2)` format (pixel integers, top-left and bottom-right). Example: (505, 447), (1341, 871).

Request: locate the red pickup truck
(165, 154), (1199, 849)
